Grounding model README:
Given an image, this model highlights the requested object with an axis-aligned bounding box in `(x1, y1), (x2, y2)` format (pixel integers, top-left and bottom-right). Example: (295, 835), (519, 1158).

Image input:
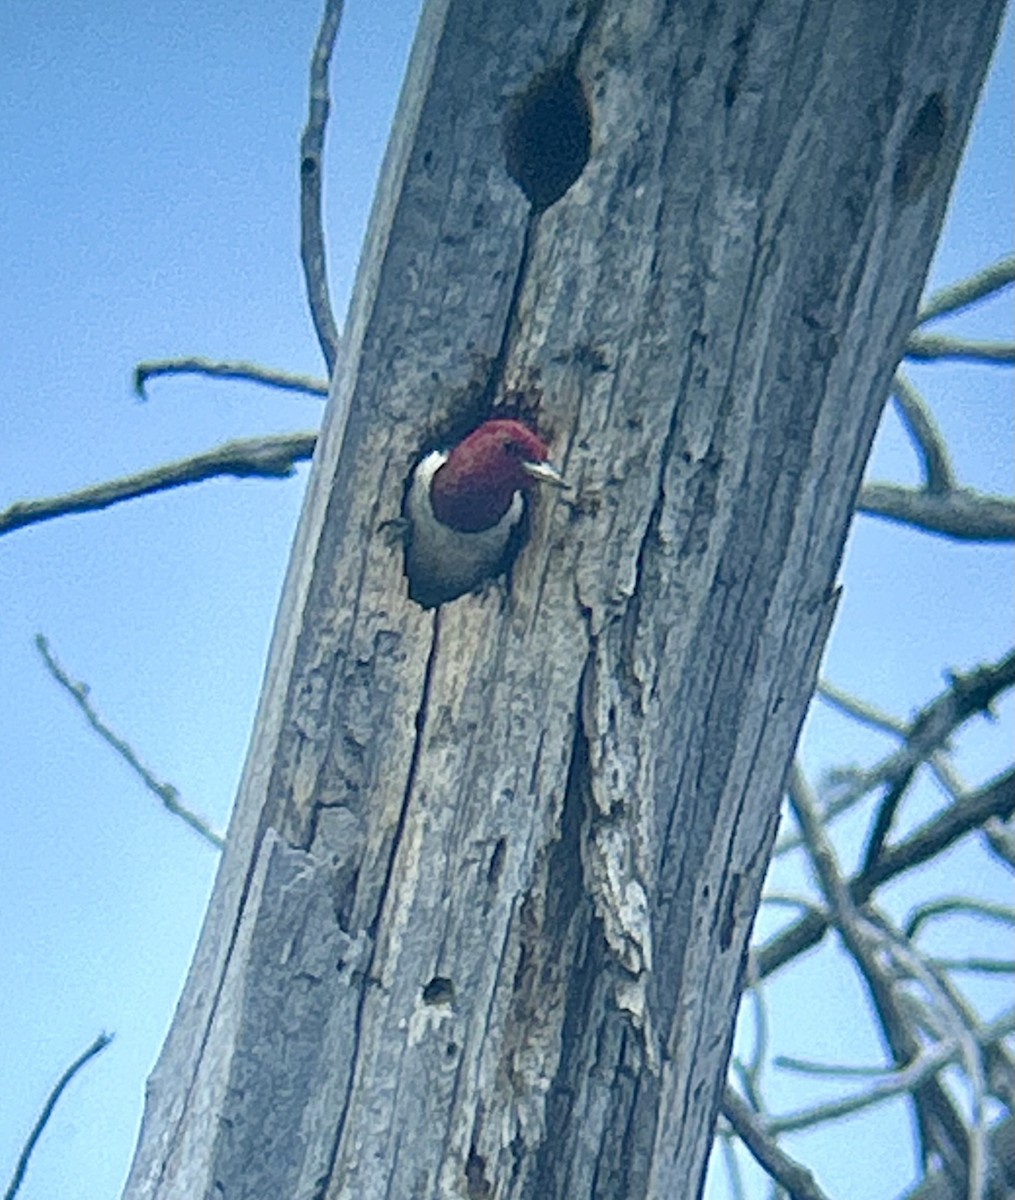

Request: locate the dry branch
(34, 635), (224, 850)
(758, 767), (1014, 980)
(299, 0), (344, 373)
(3, 1034), (112, 1200)
(720, 1088), (833, 1200)
(777, 650), (1015, 856)
(857, 481), (1015, 542)
(134, 357), (328, 399)
(890, 373), (955, 493)
(0, 433), (317, 537)
(785, 767), (987, 1194)
(904, 332), (1014, 363)
(917, 255), (1015, 324)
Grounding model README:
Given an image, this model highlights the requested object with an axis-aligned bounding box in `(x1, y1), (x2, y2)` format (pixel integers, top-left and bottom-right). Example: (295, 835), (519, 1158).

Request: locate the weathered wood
(122, 0), (1005, 1197)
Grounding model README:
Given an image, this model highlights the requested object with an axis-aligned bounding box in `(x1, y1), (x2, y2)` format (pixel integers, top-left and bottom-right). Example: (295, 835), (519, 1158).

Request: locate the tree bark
(122, 1), (1005, 1197)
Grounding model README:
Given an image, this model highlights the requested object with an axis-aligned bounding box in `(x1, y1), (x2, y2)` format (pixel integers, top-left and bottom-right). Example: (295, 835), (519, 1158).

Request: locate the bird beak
(521, 459), (568, 488)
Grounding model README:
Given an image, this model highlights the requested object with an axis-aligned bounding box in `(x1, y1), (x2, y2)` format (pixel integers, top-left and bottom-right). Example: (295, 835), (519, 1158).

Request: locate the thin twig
(896, 1116), (1014, 1200)
(34, 635), (224, 850)
(868, 917), (990, 1199)
(786, 767), (980, 1193)
(863, 953), (971, 1187)
(861, 763), (917, 877)
(760, 892), (827, 919)
(816, 678), (906, 734)
(982, 816), (1015, 868)
(778, 651), (1015, 857)
(717, 1132), (747, 1200)
(928, 956), (1014, 975)
(762, 766), (1008, 1181)
(300, 0), (345, 374)
(816, 680), (971, 806)
(863, 769), (1014, 891)
(905, 897), (1015, 940)
(860, 655), (1014, 874)
(917, 255), (1015, 323)
(721, 1087), (834, 1200)
(904, 333), (1014, 364)
(0, 432), (318, 537)
(922, 754), (970, 808)
(134, 357), (328, 399)
(3, 1033), (113, 1200)
(769, 1040), (959, 1134)
(758, 767), (1014, 980)
(890, 373), (955, 493)
(775, 1057), (902, 1078)
(919, 978), (1015, 1130)
(857, 482), (1015, 542)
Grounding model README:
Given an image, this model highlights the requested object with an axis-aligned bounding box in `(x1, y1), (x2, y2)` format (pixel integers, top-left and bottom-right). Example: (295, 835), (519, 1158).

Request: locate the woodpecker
(404, 418), (566, 608)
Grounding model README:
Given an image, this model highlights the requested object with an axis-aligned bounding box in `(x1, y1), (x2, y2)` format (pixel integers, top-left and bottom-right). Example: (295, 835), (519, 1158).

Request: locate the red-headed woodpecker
(405, 418), (566, 607)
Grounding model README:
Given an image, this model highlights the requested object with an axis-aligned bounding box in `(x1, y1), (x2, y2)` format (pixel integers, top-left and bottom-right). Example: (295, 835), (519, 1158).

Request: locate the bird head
(430, 418), (566, 532)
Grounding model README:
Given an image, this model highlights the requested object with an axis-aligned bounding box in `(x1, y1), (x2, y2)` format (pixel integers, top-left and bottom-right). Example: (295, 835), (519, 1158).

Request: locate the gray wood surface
(122, 0), (1005, 1196)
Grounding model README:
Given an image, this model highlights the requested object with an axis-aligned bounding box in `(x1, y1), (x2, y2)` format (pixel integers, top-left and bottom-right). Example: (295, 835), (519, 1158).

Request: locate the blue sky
(1, 4), (1011, 1198)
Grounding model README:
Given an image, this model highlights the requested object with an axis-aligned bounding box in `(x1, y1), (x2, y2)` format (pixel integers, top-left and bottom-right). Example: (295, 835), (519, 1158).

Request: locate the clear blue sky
(1, 4), (1011, 1198)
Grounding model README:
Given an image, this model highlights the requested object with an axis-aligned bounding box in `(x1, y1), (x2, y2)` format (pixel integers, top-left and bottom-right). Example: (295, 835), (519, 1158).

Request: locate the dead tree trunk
(122, 1), (1004, 1196)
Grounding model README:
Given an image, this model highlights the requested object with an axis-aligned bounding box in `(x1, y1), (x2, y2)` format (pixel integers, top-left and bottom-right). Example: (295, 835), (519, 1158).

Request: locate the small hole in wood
(422, 976), (454, 1005)
(504, 60), (591, 212)
(465, 1149), (492, 1198)
(893, 93), (947, 204)
(487, 837), (506, 886)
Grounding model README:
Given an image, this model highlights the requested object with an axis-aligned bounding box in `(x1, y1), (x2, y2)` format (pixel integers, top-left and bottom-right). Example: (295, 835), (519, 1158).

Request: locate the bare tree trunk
(122, 1), (1005, 1197)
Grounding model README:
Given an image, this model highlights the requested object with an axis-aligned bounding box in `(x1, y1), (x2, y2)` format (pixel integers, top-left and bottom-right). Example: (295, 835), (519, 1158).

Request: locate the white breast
(405, 451), (523, 606)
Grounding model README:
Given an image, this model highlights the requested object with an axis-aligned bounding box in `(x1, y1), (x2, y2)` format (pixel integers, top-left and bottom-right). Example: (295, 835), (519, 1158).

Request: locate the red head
(430, 418), (565, 532)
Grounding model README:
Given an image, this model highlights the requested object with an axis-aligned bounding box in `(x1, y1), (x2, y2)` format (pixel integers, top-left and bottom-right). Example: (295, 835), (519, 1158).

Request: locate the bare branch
(779, 651), (1015, 857)
(904, 332), (1014, 364)
(34, 635), (224, 850)
(816, 678), (907, 735)
(774, 1057), (904, 1079)
(860, 650), (1011, 869)
(732, 976), (772, 1106)
(922, 982), (1015, 1121)
(760, 892), (827, 919)
(928, 956), (1014, 975)
(864, 769), (1014, 890)
(776, 990), (1012, 1140)
(715, 1134), (747, 1200)
(726, 260), (1015, 1200)
(134, 357), (328, 399)
(769, 1040), (959, 1134)
(857, 482), (1015, 542)
(983, 816), (1015, 868)
(0, 433), (318, 537)
(890, 373), (955, 493)
(720, 1088), (834, 1200)
(786, 768), (982, 1192)
(895, 1116), (1014, 1200)
(917, 255), (1015, 324)
(815, 683), (966, 822)
(861, 763), (917, 877)
(868, 919), (991, 1198)
(904, 897), (1015, 940)
(3, 1033), (113, 1200)
(300, 0), (345, 374)
(758, 767), (1014, 980)
(785, 763), (860, 932)
(757, 768), (1011, 1184)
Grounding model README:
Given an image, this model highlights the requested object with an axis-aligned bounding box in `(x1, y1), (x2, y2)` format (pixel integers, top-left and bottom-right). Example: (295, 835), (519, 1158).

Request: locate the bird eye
(504, 440), (524, 457)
